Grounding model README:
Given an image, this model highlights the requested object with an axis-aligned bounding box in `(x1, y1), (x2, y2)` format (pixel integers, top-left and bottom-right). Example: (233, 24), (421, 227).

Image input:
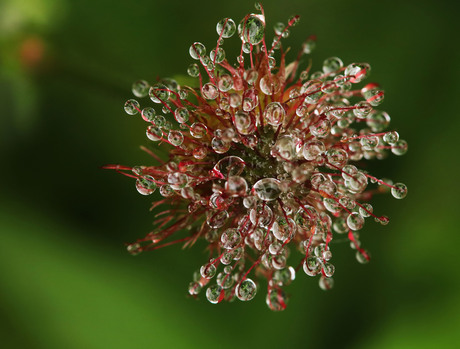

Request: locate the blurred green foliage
(1, 0), (459, 348)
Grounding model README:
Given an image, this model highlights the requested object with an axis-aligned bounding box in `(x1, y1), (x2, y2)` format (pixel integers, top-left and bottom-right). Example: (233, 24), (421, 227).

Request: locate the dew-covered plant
(105, 3), (408, 311)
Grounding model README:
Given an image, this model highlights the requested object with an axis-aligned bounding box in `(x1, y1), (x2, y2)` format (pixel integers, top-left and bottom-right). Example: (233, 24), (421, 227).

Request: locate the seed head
(108, 3), (408, 311)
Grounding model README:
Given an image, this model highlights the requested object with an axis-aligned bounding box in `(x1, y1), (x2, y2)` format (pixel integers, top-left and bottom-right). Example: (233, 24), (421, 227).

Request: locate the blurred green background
(1, 0), (459, 348)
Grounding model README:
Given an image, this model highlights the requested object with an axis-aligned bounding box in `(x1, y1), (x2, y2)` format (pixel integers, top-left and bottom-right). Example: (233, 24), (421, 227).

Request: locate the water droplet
(302, 140), (325, 161)
(217, 74), (234, 92)
(273, 217), (296, 242)
(135, 175), (157, 195)
(260, 74), (281, 95)
(132, 80), (150, 98)
(345, 63), (370, 83)
(234, 110), (255, 134)
(263, 102), (285, 126)
(206, 210), (229, 228)
(310, 118), (331, 138)
(158, 184), (174, 197)
(149, 84), (170, 104)
(391, 140), (408, 156)
(301, 80), (323, 104)
(146, 125), (163, 141)
(266, 288), (287, 311)
(174, 107), (189, 124)
(353, 101), (372, 119)
(189, 42), (206, 60)
(206, 284), (223, 304)
(250, 205), (274, 228)
(253, 178), (282, 201)
(359, 203), (373, 217)
(347, 212), (364, 231)
(188, 281), (202, 295)
(303, 257), (320, 276)
(391, 182), (407, 199)
(221, 228), (242, 249)
(383, 131), (399, 145)
(225, 176), (248, 197)
(366, 110), (390, 132)
(201, 83), (219, 100)
(211, 137), (231, 154)
(239, 14), (265, 45)
(124, 99), (140, 115)
(187, 63), (200, 77)
(167, 172), (188, 190)
(217, 272), (234, 289)
(216, 18), (237, 38)
(347, 172), (368, 193)
(236, 278), (257, 301)
(200, 263), (217, 279)
(229, 93), (242, 107)
(168, 130), (184, 146)
(356, 249), (370, 264)
(322, 57), (343, 74)
(127, 243), (141, 256)
(213, 156), (245, 179)
(141, 107), (155, 122)
(210, 47), (225, 63)
(303, 37), (316, 54)
(272, 135), (296, 160)
(326, 148), (348, 168)
(364, 89), (385, 106)
(273, 22), (285, 35)
(319, 276), (334, 290)
(190, 122), (207, 138)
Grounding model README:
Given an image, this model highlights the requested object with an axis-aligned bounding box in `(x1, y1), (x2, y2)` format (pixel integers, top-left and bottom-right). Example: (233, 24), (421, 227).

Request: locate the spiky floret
(106, 3), (408, 310)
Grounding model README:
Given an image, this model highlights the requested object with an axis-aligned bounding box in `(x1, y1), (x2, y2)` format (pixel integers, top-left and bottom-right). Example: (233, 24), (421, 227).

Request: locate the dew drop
(174, 107), (189, 124)
(135, 175), (157, 195)
(200, 263), (217, 279)
(253, 178), (282, 201)
(141, 107), (155, 122)
(187, 63), (200, 77)
(302, 140), (325, 161)
(263, 102), (285, 126)
(383, 131), (399, 145)
(210, 47), (225, 63)
(189, 42), (206, 60)
(266, 288), (287, 311)
(236, 278), (257, 301)
(319, 276), (334, 290)
(216, 18), (237, 38)
(213, 156), (245, 179)
(206, 285), (223, 304)
(146, 125), (163, 141)
(201, 83), (219, 100)
(168, 130), (184, 146)
(211, 137), (231, 154)
(225, 176), (248, 197)
(391, 140), (408, 156)
(132, 80), (150, 98)
(260, 74), (281, 95)
(322, 57), (343, 74)
(391, 182), (407, 199)
(239, 14), (265, 45)
(347, 212), (364, 231)
(149, 84), (170, 104)
(221, 228), (242, 249)
(190, 122), (207, 138)
(206, 210), (229, 228)
(124, 99), (140, 115)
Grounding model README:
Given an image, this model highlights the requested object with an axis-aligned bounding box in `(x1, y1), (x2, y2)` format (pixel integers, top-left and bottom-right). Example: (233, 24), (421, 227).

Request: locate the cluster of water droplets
(117, 3), (408, 311)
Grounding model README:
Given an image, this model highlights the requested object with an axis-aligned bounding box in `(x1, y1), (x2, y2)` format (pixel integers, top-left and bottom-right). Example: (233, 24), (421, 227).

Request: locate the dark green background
(1, 0), (458, 348)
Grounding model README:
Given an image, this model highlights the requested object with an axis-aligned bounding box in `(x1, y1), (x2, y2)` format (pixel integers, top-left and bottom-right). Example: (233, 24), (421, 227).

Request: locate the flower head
(107, 4), (408, 311)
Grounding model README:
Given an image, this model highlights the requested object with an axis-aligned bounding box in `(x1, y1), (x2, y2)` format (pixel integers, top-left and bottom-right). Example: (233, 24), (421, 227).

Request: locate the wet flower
(106, 4), (408, 311)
